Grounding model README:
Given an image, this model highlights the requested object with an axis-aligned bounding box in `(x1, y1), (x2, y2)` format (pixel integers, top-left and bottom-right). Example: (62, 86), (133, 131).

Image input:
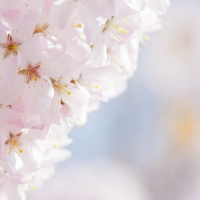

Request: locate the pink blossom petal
(124, 0), (145, 11)
(0, 107), (23, 133)
(49, 0), (75, 29)
(60, 104), (73, 117)
(29, 77), (54, 112)
(12, 11), (39, 40)
(0, 59), (18, 85)
(43, 0), (57, 16)
(67, 38), (92, 61)
(2, 9), (23, 24)
(41, 97), (62, 125)
(0, 75), (26, 105)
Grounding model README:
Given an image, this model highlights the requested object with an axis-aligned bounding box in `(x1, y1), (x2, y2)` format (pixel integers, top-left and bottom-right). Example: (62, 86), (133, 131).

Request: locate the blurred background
(28, 0), (200, 199)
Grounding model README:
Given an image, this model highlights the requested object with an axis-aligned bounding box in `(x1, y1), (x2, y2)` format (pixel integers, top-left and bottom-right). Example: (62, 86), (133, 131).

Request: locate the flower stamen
(50, 78), (71, 95)
(0, 34), (21, 59)
(33, 23), (49, 36)
(8, 134), (24, 154)
(103, 17), (128, 42)
(18, 64), (41, 84)
(29, 183), (36, 191)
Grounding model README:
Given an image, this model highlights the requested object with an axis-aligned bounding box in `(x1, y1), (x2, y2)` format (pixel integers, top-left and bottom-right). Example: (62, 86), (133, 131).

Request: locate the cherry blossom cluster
(0, 0), (169, 199)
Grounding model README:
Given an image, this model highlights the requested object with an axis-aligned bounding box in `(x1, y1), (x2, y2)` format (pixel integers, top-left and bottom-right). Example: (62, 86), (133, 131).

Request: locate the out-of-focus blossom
(133, 1), (200, 199)
(27, 160), (149, 200)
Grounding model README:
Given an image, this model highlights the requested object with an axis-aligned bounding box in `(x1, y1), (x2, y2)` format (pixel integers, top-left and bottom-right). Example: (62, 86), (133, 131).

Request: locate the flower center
(18, 64), (41, 83)
(5, 133), (24, 154)
(7, 44), (18, 51)
(103, 17), (127, 42)
(50, 78), (71, 95)
(10, 138), (23, 154)
(0, 34), (21, 59)
(33, 23), (49, 36)
(29, 183), (36, 191)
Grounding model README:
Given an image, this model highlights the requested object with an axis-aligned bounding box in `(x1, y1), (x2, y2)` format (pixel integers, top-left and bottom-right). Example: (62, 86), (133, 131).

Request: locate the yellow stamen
(111, 23), (127, 35)
(19, 149), (23, 153)
(85, 82), (98, 90)
(29, 183), (36, 191)
(72, 23), (83, 28)
(76, 119), (82, 127)
(34, 77), (38, 82)
(121, 29), (126, 34)
(12, 45), (18, 50)
(54, 82), (71, 95)
(30, 72), (38, 82)
(48, 140), (58, 148)
(12, 139), (23, 153)
(142, 34), (150, 41)
(33, 23), (49, 36)
(18, 69), (26, 74)
(7, 45), (18, 51)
